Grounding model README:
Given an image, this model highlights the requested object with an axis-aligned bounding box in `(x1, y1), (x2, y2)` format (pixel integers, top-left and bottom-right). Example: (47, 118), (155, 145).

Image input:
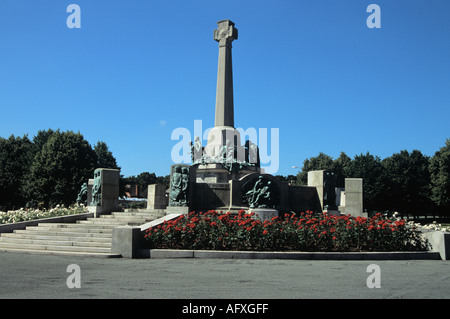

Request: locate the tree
(382, 150), (431, 217)
(429, 139), (450, 215)
(26, 130), (97, 207)
(0, 135), (34, 209)
(333, 152), (352, 187)
(33, 129), (56, 151)
(94, 141), (120, 170)
(156, 175), (170, 189)
(344, 152), (385, 212)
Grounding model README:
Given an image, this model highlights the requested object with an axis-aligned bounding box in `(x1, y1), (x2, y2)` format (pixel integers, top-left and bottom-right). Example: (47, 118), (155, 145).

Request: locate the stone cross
(213, 20), (238, 128)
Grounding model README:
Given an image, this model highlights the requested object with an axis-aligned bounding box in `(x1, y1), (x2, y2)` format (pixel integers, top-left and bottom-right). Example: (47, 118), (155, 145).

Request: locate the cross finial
(214, 20), (238, 46)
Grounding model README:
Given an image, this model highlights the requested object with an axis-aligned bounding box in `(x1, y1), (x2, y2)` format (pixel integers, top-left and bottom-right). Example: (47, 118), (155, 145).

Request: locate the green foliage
(94, 141), (120, 170)
(334, 152), (352, 187)
(26, 130), (97, 207)
(429, 139), (450, 212)
(0, 135), (34, 210)
(0, 128), (120, 210)
(296, 152), (351, 187)
(381, 150), (431, 216)
(292, 139), (450, 215)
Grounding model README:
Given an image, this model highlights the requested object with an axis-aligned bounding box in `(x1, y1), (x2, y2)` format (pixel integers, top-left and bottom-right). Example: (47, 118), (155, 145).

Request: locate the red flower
(263, 230), (268, 235)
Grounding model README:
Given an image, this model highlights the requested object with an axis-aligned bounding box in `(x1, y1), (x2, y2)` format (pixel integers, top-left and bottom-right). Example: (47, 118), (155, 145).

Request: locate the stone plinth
(249, 208), (278, 221)
(147, 184), (167, 209)
(344, 178), (364, 217)
(308, 170), (325, 211)
(87, 178), (94, 208)
(307, 170), (338, 212)
(196, 163), (230, 183)
(168, 164), (196, 213)
(88, 168), (120, 217)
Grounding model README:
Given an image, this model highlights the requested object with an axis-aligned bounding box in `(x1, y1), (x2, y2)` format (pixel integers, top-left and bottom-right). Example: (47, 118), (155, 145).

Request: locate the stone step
(13, 229), (113, 238)
(40, 223), (116, 229)
(0, 247), (121, 258)
(76, 220), (124, 225)
(112, 212), (166, 218)
(123, 209), (166, 214)
(85, 218), (155, 225)
(76, 220), (149, 227)
(0, 232), (112, 243)
(0, 237), (111, 248)
(0, 209), (166, 257)
(110, 215), (160, 220)
(93, 216), (157, 221)
(24, 226), (114, 233)
(0, 242), (112, 253)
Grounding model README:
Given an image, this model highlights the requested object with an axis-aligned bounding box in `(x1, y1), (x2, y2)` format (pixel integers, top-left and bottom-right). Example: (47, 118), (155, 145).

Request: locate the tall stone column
(214, 19), (237, 127)
(204, 20), (241, 160)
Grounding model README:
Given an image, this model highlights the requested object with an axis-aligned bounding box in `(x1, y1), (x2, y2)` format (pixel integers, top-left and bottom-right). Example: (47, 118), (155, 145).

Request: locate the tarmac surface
(0, 251), (449, 299)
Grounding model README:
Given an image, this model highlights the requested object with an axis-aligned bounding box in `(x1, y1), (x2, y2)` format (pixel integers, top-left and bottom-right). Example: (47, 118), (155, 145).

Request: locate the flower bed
(145, 210), (430, 252)
(0, 205), (88, 225)
(415, 221), (450, 232)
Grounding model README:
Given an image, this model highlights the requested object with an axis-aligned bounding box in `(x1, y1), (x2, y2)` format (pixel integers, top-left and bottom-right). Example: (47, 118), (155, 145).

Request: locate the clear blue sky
(1, 0), (449, 177)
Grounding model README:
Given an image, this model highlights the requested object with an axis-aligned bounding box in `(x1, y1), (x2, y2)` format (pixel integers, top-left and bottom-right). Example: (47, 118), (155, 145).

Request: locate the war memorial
(0, 20), (448, 262)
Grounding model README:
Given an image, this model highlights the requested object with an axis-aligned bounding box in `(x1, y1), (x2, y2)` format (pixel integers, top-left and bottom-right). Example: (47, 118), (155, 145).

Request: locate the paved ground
(0, 251), (449, 299)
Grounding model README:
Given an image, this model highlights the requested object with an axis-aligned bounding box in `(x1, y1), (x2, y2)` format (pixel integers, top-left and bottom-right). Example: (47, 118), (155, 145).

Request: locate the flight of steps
(0, 210), (165, 257)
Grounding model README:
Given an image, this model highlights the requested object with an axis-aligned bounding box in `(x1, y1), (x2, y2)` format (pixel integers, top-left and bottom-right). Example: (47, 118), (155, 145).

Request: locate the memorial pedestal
(249, 208), (278, 221)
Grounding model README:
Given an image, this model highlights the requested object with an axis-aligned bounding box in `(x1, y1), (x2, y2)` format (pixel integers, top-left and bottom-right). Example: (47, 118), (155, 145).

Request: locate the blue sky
(0, 0), (449, 177)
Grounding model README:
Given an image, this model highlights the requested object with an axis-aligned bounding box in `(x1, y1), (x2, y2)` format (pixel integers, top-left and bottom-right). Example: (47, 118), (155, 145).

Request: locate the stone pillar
(166, 164), (195, 215)
(204, 20), (240, 162)
(147, 184), (167, 210)
(307, 170), (325, 211)
(307, 170), (339, 214)
(344, 178), (364, 217)
(87, 178), (94, 208)
(214, 19), (237, 128)
(88, 168), (120, 217)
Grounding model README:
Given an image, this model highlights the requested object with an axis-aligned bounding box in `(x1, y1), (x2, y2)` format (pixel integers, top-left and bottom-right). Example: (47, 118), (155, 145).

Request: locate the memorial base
(166, 206), (191, 215)
(249, 208), (278, 221)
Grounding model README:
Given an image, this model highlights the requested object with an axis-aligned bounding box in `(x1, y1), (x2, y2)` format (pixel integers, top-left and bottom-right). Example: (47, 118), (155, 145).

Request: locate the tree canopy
(294, 139), (450, 216)
(429, 139), (450, 213)
(0, 129), (120, 209)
